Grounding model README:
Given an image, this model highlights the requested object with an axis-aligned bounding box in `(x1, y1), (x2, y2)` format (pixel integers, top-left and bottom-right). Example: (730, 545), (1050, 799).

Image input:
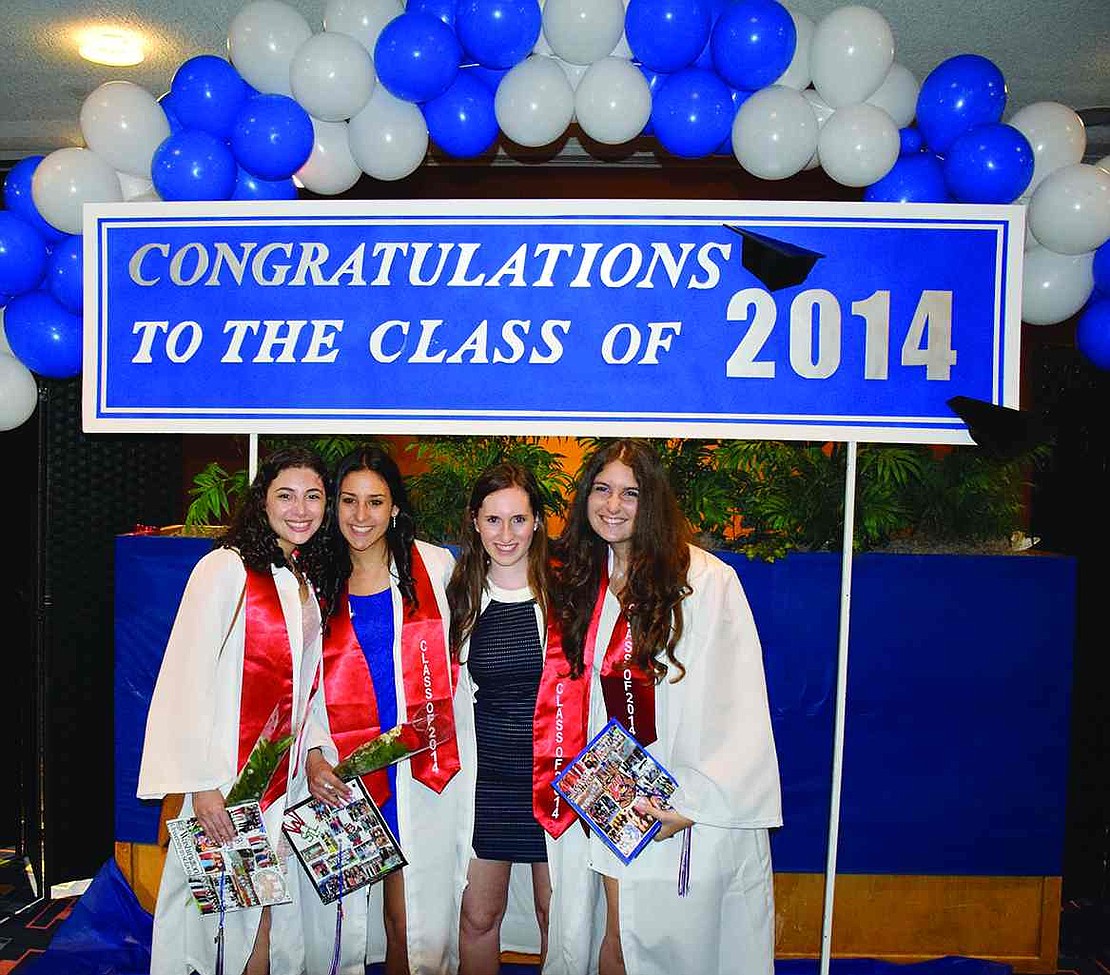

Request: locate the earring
(391, 514), (397, 529)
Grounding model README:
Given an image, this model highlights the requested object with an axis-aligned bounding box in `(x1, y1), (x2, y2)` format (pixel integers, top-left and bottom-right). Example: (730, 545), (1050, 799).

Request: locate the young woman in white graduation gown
(299, 445), (476, 975)
(545, 438), (782, 975)
(137, 446), (332, 975)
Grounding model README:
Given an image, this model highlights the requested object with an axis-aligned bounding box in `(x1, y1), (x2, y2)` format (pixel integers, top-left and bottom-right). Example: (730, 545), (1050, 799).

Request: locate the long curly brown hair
(554, 439), (691, 682)
(447, 461), (554, 661)
(219, 446), (331, 603)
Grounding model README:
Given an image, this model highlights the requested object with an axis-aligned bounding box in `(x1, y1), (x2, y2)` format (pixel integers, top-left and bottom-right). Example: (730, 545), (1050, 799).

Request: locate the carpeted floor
(0, 860), (1106, 975)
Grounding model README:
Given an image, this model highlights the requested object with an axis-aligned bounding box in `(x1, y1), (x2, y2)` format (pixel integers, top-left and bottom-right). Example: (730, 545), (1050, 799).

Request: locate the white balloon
(296, 118), (363, 194)
(1008, 101), (1086, 195)
(865, 62), (918, 129)
(1021, 244), (1095, 325)
(1017, 194), (1038, 249)
(31, 147), (123, 236)
(557, 59), (589, 91)
(0, 352), (38, 432)
(1028, 163), (1110, 255)
(802, 88), (835, 128)
(0, 306), (11, 356)
(348, 87), (428, 180)
(116, 171), (156, 201)
(228, 0), (314, 95)
(575, 57), (651, 144)
(291, 31), (376, 121)
(324, 0), (402, 53)
(733, 86), (819, 181)
(810, 5), (894, 109)
(773, 8), (815, 90)
(818, 102), (899, 187)
(79, 81), (171, 179)
(543, 0), (625, 66)
(495, 55), (575, 149)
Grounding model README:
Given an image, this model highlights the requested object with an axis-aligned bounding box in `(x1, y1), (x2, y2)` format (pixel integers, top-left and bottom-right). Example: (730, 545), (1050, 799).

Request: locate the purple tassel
(677, 827), (691, 897)
(328, 844), (345, 975)
(215, 870), (226, 975)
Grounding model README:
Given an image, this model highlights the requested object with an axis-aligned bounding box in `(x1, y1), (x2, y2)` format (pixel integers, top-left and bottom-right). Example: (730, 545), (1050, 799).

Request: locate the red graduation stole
(237, 567), (294, 813)
(321, 546), (460, 797)
(401, 546), (460, 792)
(320, 585), (391, 807)
(532, 566), (657, 837)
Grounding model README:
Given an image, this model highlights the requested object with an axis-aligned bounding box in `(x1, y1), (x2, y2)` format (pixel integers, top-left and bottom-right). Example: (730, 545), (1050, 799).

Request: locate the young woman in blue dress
(300, 445), (475, 975)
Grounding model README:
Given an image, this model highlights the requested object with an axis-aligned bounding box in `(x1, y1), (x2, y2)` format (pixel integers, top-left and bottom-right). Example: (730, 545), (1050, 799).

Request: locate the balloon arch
(1, 0), (1110, 431)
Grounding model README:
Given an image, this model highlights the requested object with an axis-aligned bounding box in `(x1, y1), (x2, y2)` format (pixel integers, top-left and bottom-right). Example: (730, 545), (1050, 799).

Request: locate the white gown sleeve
(665, 547), (782, 829)
(136, 547), (246, 799)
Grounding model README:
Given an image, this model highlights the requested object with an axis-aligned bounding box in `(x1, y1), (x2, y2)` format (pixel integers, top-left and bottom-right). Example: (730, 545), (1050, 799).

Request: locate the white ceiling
(0, 0), (1108, 165)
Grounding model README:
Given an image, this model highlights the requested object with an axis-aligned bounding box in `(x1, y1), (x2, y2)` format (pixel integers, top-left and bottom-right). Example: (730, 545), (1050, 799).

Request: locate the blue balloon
(1093, 238), (1110, 294)
(1076, 296), (1110, 371)
(651, 68), (734, 159)
(899, 127), (924, 156)
(375, 12), (462, 102)
(455, 0), (539, 71)
(863, 153), (950, 203)
(46, 235), (83, 314)
(695, 0), (732, 69)
(916, 54), (1007, 155)
(460, 63), (509, 92)
(170, 55), (251, 139)
(0, 211), (48, 297)
(626, 0), (712, 74)
(943, 122), (1034, 204)
(230, 95), (314, 181)
(409, 0), (458, 26)
(151, 130), (238, 201)
(423, 72), (499, 158)
(3, 156), (68, 244)
(232, 168), (299, 201)
(3, 290), (82, 379)
(158, 91), (186, 134)
(711, 0), (795, 91)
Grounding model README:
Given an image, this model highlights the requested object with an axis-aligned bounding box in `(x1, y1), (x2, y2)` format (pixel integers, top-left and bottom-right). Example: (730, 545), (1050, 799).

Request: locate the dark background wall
(2, 160), (1107, 903)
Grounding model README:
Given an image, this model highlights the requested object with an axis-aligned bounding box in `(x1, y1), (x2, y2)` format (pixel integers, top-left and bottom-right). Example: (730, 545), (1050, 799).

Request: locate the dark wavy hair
(554, 439), (692, 682)
(320, 444), (418, 619)
(219, 446), (331, 601)
(446, 461), (553, 661)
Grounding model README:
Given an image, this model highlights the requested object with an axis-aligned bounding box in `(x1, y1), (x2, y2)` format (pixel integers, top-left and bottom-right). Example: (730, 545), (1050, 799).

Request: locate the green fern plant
(183, 462), (249, 531)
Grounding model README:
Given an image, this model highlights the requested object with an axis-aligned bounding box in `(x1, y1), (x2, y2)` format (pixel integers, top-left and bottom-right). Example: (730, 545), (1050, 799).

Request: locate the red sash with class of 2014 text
(237, 567), (295, 812)
(320, 546), (460, 803)
(532, 566), (657, 837)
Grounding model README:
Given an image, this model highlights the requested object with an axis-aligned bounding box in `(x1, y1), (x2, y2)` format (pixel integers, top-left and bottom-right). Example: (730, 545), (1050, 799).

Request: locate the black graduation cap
(947, 396), (1054, 461)
(725, 225), (825, 291)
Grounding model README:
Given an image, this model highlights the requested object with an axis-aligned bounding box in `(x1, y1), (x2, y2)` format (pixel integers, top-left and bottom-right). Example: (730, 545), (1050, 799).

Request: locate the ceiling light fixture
(77, 27), (146, 67)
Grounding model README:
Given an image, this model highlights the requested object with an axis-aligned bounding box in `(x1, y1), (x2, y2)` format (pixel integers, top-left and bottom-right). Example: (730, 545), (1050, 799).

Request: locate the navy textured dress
(467, 582), (547, 862)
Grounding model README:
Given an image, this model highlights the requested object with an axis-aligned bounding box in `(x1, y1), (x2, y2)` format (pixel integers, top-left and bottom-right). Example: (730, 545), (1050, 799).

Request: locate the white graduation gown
(551, 545), (782, 975)
(299, 540), (477, 975)
(453, 586), (604, 975)
(137, 547), (322, 975)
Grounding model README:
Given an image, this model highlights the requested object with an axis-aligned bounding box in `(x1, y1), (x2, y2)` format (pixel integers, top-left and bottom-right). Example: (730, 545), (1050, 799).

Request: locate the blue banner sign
(84, 199), (1023, 443)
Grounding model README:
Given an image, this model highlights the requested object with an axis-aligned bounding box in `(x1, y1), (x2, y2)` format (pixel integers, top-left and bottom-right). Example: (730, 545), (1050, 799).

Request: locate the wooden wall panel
(114, 846), (1060, 974)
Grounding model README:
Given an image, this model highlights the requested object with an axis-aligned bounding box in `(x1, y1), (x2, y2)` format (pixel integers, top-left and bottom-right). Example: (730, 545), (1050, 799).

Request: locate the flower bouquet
(332, 712), (447, 781)
(225, 704), (293, 805)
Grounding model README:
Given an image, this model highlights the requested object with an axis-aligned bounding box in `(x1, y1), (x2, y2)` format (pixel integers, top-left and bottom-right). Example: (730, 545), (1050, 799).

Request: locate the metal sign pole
(819, 440), (859, 975)
(249, 434), (259, 483)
